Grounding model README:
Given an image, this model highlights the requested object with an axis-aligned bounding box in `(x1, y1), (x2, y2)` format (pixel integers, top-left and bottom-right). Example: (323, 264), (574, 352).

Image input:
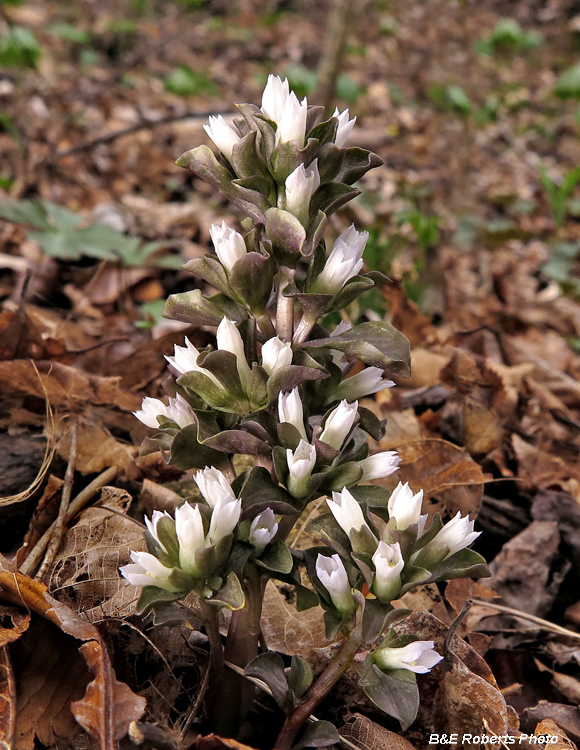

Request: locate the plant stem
(199, 600), (224, 704)
(276, 267), (295, 343)
(256, 312), (276, 340)
(275, 629), (363, 750)
(292, 313), (317, 346)
(212, 564), (264, 737)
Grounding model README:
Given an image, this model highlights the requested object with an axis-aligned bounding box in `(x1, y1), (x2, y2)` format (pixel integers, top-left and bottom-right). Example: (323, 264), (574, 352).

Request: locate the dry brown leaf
(49, 486), (144, 621)
(0, 645), (15, 750)
(191, 733), (259, 750)
(398, 583), (450, 624)
(521, 704), (580, 746)
(261, 581), (327, 658)
(0, 554), (146, 748)
(0, 606), (30, 646)
(340, 712), (416, 750)
(376, 408), (423, 450)
(533, 719), (577, 749)
(57, 415), (138, 474)
(374, 438), (490, 520)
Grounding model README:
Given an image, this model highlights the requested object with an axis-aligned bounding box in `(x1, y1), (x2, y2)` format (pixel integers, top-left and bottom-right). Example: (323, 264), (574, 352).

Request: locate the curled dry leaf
(0, 554), (146, 748)
(260, 581), (327, 658)
(0, 645), (16, 750)
(191, 734), (259, 750)
(340, 712), (417, 750)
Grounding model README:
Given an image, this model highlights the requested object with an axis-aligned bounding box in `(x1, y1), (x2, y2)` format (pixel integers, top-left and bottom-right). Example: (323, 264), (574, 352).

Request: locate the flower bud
(260, 74), (307, 147)
(373, 640), (443, 674)
(134, 394), (195, 430)
(144, 510), (173, 553)
(333, 107), (356, 148)
(309, 225), (368, 295)
(120, 551), (179, 592)
(372, 541), (404, 602)
(319, 400), (358, 450)
(207, 494), (242, 545)
(387, 482), (426, 531)
(417, 512), (480, 564)
(326, 487), (368, 537)
(357, 451), (401, 481)
(210, 221), (247, 272)
(261, 74), (290, 125)
(315, 553), (356, 615)
(174, 502), (207, 576)
(284, 160), (320, 227)
(330, 367), (395, 403)
(195, 466), (235, 509)
(248, 508), (278, 547)
(203, 115), (241, 162)
(278, 388), (307, 441)
(166, 338), (223, 389)
(261, 336), (293, 376)
(216, 317), (251, 388)
(286, 440), (316, 498)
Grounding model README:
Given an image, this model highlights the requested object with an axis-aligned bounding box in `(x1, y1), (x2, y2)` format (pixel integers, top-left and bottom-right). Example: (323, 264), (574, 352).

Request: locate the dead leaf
(486, 521), (567, 617)
(0, 645), (15, 750)
(0, 606), (30, 646)
(191, 734), (258, 750)
(49, 486), (144, 621)
(533, 719), (577, 749)
(0, 554), (146, 748)
(340, 712), (417, 750)
(376, 409), (423, 450)
(521, 703), (580, 746)
(398, 583), (450, 624)
(57, 415), (137, 474)
(261, 581), (327, 658)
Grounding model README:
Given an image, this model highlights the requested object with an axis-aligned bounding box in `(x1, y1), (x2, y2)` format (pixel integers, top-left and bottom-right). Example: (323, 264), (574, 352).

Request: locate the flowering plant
(122, 76), (489, 748)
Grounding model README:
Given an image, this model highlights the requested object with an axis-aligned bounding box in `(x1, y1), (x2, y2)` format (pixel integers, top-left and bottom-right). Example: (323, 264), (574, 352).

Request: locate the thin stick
(276, 267), (295, 343)
(44, 108), (233, 163)
(20, 465), (118, 576)
(36, 421), (77, 581)
(471, 599), (580, 640)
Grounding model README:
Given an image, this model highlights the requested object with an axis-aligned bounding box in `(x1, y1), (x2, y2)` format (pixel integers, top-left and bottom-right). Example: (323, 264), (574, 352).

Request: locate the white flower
(174, 502), (207, 576)
(372, 541), (404, 601)
(387, 482), (427, 531)
(425, 512), (481, 559)
(260, 74), (308, 147)
(319, 399), (358, 450)
(333, 107), (356, 148)
(278, 388), (307, 441)
(357, 451), (401, 481)
(286, 440), (316, 498)
(165, 338), (223, 389)
(316, 553), (355, 614)
(144, 510), (173, 553)
(208, 494), (242, 544)
(374, 641), (443, 674)
(203, 115), (240, 162)
(134, 395), (195, 429)
(195, 466), (235, 509)
(261, 336), (293, 376)
(210, 221), (247, 272)
(331, 367), (395, 402)
(310, 225), (368, 295)
(284, 160), (320, 226)
(249, 508), (278, 547)
(120, 551), (179, 591)
(261, 74), (290, 125)
(326, 487), (367, 537)
(133, 397), (169, 429)
(216, 317), (251, 388)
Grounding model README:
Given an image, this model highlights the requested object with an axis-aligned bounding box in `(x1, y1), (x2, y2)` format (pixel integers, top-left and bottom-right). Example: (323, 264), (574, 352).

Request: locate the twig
(471, 599), (580, 641)
(20, 465), (118, 576)
(444, 599), (473, 660)
(36, 421), (77, 581)
(44, 108), (233, 164)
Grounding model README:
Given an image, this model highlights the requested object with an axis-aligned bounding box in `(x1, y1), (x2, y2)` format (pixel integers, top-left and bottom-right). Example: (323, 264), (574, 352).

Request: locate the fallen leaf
(521, 703), (580, 746)
(340, 712), (417, 750)
(261, 581), (327, 658)
(532, 719), (577, 749)
(0, 645), (15, 750)
(0, 554), (146, 748)
(0, 606), (30, 646)
(191, 734), (259, 750)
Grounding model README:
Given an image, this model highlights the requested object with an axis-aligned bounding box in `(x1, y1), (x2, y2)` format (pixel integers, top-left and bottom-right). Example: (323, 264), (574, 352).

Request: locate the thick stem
(276, 267), (295, 343)
(292, 313), (316, 346)
(200, 600), (224, 702)
(275, 629), (363, 750)
(212, 565), (263, 737)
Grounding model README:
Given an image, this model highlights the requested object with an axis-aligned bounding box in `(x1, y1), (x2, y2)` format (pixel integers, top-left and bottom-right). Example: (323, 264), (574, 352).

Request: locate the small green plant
(476, 17), (543, 56)
(46, 22), (90, 45)
(428, 84), (471, 117)
(399, 209), (440, 255)
(164, 65), (217, 97)
(542, 241), (580, 297)
(0, 26), (41, 68)
(538, 164), (580, 228)
(0, 199), (181, 267)
(554, 64), (580, 100)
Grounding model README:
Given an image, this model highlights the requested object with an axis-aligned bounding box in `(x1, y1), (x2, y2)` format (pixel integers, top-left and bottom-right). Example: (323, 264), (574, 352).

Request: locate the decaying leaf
(340, 712), (417, 750)
(261, 581), (327, 658)
(0, 645), (15, 750)
(0, 554), (146, 748)
(191, 734), (259, 750)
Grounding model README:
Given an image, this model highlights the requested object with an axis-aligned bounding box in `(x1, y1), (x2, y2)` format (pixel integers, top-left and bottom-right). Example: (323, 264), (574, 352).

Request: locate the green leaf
(359, 662), (420, 729)
(555, 64), (580, 100)
(168, 424), (229, 471)
(288, 655), (313, 699)
(47, 23), (90, 45)
(208, 571), (245, 609)
(181, 256), (230, 295)
(0, 26), (41, 68)
(301, 321), (410, 377)
(0, 200), (51, 230)
(293, 720), (340, 749)
(228, 251), (274, 313)
(245, 653), (291, 710)
(256, 541), (293, 574)
(265, 207), (306, 262)
(164, 65), (217, 96)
